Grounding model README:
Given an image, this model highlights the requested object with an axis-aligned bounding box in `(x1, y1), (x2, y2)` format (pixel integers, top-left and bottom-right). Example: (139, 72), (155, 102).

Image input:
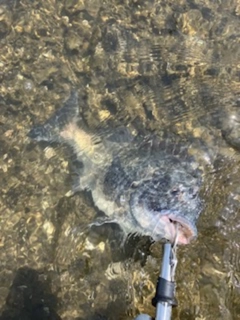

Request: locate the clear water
(0, 0), (240, 319)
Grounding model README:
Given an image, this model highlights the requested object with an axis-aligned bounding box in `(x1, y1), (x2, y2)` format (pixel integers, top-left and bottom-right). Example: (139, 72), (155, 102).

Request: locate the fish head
(129, 168), (202, 245)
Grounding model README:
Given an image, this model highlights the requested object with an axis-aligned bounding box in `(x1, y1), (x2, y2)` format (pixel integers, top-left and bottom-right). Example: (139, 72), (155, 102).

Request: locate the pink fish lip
(160, 213), (197, 245)
(129, 203), (198, 245)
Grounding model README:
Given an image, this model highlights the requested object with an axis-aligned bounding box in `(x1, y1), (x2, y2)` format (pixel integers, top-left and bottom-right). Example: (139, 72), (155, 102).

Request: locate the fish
(28, 91), (203, 245)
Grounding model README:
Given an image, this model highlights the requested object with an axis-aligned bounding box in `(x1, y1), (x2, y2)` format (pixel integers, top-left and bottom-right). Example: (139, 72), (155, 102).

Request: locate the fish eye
(188, 187), (197, 198)
(170, 189), (179, 196)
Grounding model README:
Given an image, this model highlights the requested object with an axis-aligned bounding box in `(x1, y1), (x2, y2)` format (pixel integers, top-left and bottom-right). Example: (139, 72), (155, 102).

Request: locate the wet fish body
(28, 92), (203, 245)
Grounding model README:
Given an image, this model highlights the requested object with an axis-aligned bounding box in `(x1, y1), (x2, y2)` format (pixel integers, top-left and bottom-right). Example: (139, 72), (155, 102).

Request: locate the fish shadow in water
(0, 267), (61, 320)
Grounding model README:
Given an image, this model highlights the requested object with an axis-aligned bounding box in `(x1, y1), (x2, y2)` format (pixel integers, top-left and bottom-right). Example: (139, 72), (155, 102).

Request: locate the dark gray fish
(28, 92), (203, 245)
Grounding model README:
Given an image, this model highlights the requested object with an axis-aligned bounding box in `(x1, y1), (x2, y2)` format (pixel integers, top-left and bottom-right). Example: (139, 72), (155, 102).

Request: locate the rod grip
(152, 277), (177, 307)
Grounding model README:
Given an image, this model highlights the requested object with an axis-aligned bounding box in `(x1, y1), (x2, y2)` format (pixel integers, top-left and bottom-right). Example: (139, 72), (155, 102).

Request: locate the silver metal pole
(134, 243), (177, 320)
(155, 243), (172, 320)
(160, 243), (172, 279)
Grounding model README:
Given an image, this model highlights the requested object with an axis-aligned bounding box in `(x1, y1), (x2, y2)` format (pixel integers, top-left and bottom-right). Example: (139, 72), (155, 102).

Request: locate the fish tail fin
(28, 91), (79, 142)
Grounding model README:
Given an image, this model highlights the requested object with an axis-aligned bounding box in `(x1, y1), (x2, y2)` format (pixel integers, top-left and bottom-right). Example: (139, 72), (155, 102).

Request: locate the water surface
(0, 0), (240, 319)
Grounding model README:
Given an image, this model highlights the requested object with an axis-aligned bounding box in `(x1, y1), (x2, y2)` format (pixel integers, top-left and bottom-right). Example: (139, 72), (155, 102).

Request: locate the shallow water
(0, 0), (240, 319)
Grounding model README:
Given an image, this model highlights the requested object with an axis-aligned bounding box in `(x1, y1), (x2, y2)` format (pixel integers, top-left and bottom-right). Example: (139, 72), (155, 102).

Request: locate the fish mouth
(158, 213), (197, 245)
(130, 203), (198, 245)
(130, 205), (197, 245)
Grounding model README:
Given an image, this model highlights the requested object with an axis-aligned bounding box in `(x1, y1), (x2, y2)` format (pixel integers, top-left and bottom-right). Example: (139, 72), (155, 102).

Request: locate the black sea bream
(28, 92), (203, 245)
